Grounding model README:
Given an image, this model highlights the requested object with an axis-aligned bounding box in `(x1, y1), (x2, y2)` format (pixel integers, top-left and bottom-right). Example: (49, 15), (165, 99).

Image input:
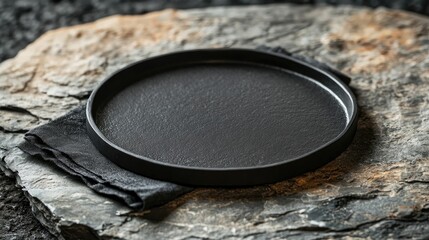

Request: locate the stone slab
(0, 4), (429, 239)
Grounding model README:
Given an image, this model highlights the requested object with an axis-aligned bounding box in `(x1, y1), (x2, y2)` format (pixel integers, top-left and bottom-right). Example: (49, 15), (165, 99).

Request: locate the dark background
(0, 0), (428, 239)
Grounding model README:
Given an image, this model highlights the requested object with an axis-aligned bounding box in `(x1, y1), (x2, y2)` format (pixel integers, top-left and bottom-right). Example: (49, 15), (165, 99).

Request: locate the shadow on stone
(60, 223), (100, 240)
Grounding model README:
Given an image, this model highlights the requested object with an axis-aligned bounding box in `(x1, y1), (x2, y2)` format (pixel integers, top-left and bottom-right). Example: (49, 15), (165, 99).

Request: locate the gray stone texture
(0, 4), (429, 239)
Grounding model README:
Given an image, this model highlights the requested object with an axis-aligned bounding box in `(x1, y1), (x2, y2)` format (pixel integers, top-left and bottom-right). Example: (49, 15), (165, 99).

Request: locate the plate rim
(86, 48), (358, 185)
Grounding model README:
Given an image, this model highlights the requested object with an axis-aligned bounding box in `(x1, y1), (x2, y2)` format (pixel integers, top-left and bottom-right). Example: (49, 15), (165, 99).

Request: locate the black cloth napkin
(19, 47), (350, 209)
(20, 106), (192, 209)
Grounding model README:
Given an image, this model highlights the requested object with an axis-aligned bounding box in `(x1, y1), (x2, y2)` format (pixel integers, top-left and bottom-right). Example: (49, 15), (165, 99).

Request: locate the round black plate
(86, 49), (358, 186)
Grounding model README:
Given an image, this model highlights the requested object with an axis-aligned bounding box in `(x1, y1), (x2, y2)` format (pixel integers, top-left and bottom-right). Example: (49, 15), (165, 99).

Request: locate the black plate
(86, 49), (358, 186)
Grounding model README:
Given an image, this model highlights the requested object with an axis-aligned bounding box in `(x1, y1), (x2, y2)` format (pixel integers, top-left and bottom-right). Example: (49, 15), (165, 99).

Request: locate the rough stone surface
(1, 4), (429, 239)
(2, 0), (429, 62)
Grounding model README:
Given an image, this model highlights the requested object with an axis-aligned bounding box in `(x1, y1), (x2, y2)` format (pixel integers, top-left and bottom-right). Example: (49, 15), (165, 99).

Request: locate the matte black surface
(97, 63), (346, 168)
(87, 49), (358, 186)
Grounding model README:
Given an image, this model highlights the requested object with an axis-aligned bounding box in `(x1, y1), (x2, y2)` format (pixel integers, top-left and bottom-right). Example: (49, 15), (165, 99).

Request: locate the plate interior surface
(95, 62), (348, 169)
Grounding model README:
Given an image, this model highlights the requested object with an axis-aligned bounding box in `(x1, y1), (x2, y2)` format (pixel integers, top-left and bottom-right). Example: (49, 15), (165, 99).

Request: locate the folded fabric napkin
(19, 47), (350, 209)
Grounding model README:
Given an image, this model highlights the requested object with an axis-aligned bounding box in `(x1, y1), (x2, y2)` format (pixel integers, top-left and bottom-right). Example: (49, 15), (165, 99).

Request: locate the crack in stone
(0, 126), (28, 134)
(20, 62), (39, 93)
(403, 180), (429, 184)
(0, 105), (48, 121)
(327, 193), (379, 208)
